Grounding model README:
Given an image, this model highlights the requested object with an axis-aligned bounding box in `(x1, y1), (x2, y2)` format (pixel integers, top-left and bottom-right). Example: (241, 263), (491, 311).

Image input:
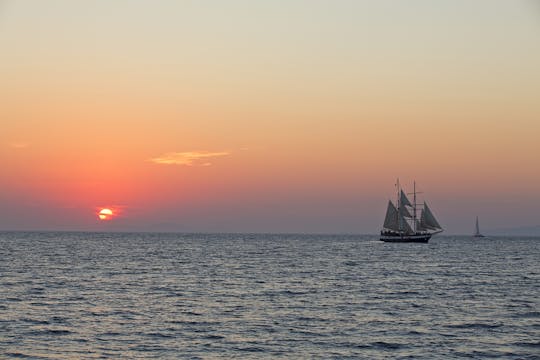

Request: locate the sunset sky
(1, 0), (539, 234)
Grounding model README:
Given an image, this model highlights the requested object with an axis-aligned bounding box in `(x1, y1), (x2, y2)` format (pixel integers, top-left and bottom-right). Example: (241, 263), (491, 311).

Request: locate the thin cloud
(150, 151), (230, 166)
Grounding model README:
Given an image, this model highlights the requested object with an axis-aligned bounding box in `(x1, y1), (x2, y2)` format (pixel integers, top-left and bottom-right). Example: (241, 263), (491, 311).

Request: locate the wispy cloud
(150, 151), (230, 166)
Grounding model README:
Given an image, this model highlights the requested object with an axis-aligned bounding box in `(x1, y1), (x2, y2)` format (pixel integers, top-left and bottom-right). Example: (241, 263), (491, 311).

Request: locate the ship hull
(380, 232), (432, 243)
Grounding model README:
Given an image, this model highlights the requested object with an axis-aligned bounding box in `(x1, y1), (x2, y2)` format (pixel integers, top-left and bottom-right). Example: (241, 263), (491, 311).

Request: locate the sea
(0, 232), (538, 359)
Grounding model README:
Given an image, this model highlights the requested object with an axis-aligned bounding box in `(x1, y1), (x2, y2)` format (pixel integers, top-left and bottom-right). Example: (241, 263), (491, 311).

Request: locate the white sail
(383, 201), (400, 231)
(416, 219), (427, 232)
(423, 202), (442, 229)
(399, 204), (412, 218)
(420, 210), (437, 230)
(383, 200), (414, 233)
(400, 190), (412, 207)
(474, 216), (483, 236)
(400, 215), (414, 234)
(419, 209), (428, 229)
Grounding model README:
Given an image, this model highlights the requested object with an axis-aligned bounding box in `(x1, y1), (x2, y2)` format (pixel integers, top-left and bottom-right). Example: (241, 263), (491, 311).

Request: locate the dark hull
(380, 232), (432, 243)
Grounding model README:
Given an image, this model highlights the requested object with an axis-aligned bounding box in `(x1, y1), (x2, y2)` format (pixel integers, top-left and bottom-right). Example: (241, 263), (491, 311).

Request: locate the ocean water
(0, 232), (538, 359)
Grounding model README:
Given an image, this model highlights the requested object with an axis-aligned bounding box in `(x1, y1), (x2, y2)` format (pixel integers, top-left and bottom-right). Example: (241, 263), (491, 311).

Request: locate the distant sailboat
(380, 180), (443, 243)
(473, 216), (485, 238)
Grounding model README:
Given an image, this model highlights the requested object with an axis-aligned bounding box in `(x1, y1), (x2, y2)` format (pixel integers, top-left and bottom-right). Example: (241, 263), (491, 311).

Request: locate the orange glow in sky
(0, 1), (539, 234)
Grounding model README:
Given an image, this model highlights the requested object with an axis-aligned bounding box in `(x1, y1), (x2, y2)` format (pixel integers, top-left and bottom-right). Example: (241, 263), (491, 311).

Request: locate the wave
(26, 328), (72, 336)
(369, 341), (406, 350)
(512, 341), (540, 348)
(445, 322), (503, 329)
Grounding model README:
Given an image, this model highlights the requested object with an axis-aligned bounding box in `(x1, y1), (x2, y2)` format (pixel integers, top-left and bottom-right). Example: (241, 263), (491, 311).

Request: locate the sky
(1, 0), (539, 234)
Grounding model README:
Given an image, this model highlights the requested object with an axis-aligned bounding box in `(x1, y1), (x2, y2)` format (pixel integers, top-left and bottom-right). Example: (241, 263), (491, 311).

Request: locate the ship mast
(413, 181), (416, 232)
(397, 178), (401, 232)
(408, 181), (422, 233)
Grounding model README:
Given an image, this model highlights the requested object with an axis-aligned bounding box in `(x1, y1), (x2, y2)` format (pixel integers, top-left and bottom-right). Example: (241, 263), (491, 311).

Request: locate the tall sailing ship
(380, 180), (443, 243)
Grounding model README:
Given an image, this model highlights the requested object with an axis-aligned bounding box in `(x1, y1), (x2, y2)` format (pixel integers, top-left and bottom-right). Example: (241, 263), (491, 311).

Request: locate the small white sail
(400, 190), (412, 207)
(383, 201), (400, 231)
(474, 216), (484, 237)
(423, 202), (442, 229)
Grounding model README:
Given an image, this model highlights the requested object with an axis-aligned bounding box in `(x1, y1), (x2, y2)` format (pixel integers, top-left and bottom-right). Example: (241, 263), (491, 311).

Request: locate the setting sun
(98, 208), (114, 221)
